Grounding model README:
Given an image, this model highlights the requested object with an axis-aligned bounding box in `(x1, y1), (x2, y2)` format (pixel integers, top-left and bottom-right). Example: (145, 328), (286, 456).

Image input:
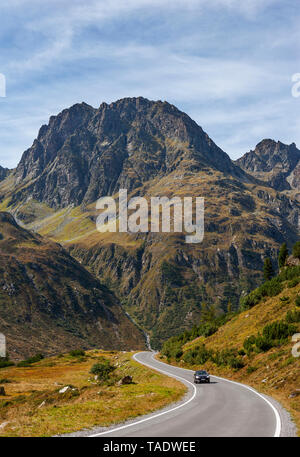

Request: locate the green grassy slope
(159, 266), (300, 433)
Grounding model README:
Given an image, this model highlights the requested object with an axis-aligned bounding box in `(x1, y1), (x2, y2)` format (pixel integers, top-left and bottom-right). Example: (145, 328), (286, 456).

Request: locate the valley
(0, 97), (299, 347)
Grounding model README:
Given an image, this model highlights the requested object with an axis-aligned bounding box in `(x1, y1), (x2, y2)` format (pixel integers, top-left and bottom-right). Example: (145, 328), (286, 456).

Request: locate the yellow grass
(0, 350), (186, 437)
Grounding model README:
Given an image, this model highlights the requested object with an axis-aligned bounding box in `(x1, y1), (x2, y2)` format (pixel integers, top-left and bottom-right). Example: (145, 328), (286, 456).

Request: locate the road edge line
(89, 352), (196, 437)
(152, 354), (281, 437)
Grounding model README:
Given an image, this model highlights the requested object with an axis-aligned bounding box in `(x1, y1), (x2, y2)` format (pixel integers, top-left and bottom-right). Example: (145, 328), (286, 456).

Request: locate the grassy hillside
(159, 266), (300, 434)
(2, 170), (298, 349)
(0, 212), (145, 359)
(0, 350), (185, 437)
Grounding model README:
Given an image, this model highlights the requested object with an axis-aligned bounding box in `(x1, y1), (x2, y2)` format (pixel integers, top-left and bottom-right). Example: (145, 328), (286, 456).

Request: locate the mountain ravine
(0, 97), (299, 348)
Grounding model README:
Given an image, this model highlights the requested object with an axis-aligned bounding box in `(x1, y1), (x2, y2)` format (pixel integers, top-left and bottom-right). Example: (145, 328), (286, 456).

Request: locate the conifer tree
(278, 242), (289, 268)
(263, 258), (274, 281)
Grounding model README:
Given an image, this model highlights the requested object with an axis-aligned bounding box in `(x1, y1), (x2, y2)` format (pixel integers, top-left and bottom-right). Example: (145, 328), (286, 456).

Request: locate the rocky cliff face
(0, 212), (145, 359)
(0, 98), (299, 348)
(8, 97), (247, 209)
(0, 165), (10, 182)
(235, 139), (300, 193)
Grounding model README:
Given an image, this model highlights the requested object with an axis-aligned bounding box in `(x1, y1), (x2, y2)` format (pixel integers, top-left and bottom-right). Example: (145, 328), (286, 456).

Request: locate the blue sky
(0, 0), (299, 168)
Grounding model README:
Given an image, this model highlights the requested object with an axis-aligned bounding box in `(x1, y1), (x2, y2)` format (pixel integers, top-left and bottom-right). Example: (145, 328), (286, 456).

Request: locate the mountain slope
(160, 265), (300, 433)
(0, 97), (299, 347)
(0, 165), (10, 182)
(235, 139), (300, 196)
(0, 212), (145, 359)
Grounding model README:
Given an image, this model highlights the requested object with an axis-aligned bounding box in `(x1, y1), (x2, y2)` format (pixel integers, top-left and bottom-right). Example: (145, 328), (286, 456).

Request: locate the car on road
(194, 370), (210, 383)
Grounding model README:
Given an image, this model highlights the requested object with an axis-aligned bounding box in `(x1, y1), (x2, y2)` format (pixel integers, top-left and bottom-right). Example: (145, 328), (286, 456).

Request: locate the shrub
(243, 320), (297, 354)
(282, 357), (295, 367)
(213, 348), (239, 367)
(69, 349), (85, 357)
(183, 345), (212, 365)
(254, 321), (297, 352)
(0, 359), (14, 369)
(161, 338), (183, 359)
(90, 357), (115, 382)
(240, 276), (283, 310)
(268, 352), (280, 361)
(241, 265), (300, 310)
(17, 354), (44, 367)
(262, 321), (296, 341)
(292, 241), (300, 259)
(296, 296), (300, 307)
(246, 366), (258, 374)
(243, 335), (256, 353)
(285, 309), (300, 323)
(160, 309), (237, 359)
(287, 278), (299, 288)
(201, 323), (218, 337)
(255, 334), (273, 352)
(228, 356), (244, 369)
(278, 265), (300, 281)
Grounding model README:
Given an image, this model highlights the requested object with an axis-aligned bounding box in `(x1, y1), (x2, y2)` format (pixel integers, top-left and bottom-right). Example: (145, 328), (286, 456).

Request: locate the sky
(0, 0), (299, 168)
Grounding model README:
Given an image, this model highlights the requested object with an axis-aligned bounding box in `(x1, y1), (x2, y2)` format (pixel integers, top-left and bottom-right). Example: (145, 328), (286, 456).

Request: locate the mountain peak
(5, 97), (244, 209)
(236, 139), (300, 192)
(254, 138), (298, 155)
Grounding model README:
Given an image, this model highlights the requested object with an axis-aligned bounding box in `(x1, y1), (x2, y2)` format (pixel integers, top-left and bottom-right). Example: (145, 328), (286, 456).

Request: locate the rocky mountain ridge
(0, 97), (299, 347)
(236, 139), (300, 194)
(7, 97), (248, 209)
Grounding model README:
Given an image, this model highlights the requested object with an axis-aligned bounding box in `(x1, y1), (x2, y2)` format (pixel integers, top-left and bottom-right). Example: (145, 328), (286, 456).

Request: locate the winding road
(89, 351), (284, 437)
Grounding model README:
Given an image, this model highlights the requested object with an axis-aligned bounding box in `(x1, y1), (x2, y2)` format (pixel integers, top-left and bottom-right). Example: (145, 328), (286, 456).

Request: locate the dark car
(194, 370), (210, 383)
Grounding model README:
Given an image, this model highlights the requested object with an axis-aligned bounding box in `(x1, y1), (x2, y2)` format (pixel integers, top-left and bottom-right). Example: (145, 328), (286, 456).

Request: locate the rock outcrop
(0, 166), (10, 182)
(235, 139), (300, 193)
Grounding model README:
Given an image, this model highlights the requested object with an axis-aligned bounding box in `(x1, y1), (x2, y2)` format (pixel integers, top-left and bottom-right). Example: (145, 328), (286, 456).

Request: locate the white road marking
(152, 354), (282, 437)
(89, 352), (197, 437)
(89, 351), (282, 438)
(211, 374), (281, 437)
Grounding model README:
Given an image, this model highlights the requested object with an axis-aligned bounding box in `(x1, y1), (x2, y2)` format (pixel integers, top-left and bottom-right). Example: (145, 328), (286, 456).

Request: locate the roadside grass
(184, 282), (299, 353)
(0, 351), (185, 437)
(159, 282), (300, 435)
(159, 343), (300, 435)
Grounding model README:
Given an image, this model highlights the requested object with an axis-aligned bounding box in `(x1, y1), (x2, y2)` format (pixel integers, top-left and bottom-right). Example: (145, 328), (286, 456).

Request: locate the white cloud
(0, 0), (299, 168)
(2, 0), (281, 74)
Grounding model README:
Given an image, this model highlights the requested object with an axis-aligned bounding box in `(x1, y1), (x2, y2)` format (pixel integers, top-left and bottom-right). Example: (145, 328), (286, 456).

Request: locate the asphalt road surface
(90, 351), (282, 437)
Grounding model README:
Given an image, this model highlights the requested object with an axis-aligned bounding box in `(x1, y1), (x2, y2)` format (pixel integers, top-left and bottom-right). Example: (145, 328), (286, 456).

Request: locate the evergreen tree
(278, 242), (289, 268)
(263, 258), (274, 281)
(200, 303), (215, 322)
